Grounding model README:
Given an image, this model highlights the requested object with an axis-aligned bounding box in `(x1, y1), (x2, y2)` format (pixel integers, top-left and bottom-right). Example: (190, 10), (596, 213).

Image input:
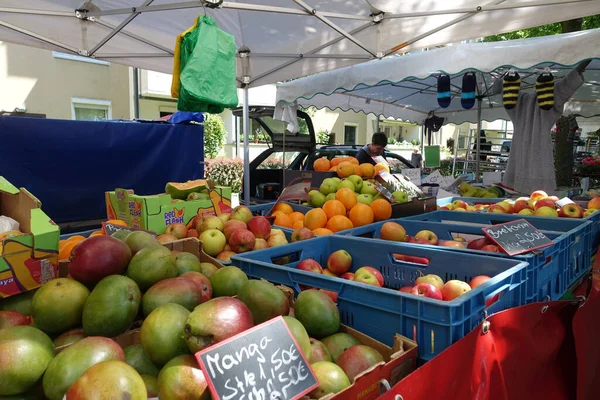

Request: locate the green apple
(361, 181), (379, 196)
(373, 193), (384, 201)
(356, 194), (374, 205)
(326, 193), (337, 202)
(392, 191), (408, 203)
(338, 180), (355, 192)
(347, 175), (364, 193)
(309, 190), (327, 208)
(331, 177), (342, 185)
(319, 178), (338, 195)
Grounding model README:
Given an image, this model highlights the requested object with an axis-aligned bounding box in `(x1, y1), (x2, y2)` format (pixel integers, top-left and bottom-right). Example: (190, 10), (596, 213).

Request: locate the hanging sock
(502, 71), (521, 109)
(536, 72), (555, 110)
(437, 74), (451, 108)
(461, 72), (476, 110)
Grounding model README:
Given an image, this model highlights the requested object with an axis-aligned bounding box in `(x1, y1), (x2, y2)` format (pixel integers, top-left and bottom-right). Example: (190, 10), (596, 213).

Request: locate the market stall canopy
(275, 28), (600, 127)
(2, 1), (600, 88)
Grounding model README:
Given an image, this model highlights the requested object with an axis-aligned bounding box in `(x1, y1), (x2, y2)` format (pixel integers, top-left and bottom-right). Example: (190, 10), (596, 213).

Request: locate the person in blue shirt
(356, 132), (388, 165)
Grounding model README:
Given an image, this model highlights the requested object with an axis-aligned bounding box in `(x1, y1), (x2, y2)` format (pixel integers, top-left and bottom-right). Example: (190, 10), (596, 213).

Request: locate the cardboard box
(0, 177), (60, 299)
(105, 183), (232, 235)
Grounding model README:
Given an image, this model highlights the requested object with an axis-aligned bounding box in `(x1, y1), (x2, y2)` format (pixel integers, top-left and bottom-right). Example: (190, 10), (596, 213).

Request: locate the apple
(217, 213), (231, 224)
(198, 229), (227, 256)
(495, 201), (514, 214)
(165, 223), (188, 239)
(216, 250), (237, 263)
(453, 237), (466, 242)
(398, 286), (413, 293)
(439, 206), (451, 211)
(338, 180), (355, 192)
(392, 191), (409, 203)
(297, 259), (323, 274)
(198, 215), (224, 233)
(224, 244), (232, 252)
(584, 208), (598, 218)
(291, 227), (315, 242)
(327, 250), (352, 275)
(361, 182), (379, 196)
(415, 274), (443, 290)
(481, 244), (501, 252)
(469, 275), (491, 289)
(487, 205), (506, 214)
(325, 193), (337, 202)
(354, 267), (382, 287)
(319, 178), (339, 195)
(453, 207), (467, 212)
(534, 197), (556, 210)
(415, 230), (438, 245)
(340, 272), (355, 281)
(230, 205), (253, 224)
(452, 200), (468, 209)
(322, 269), (337, 277)
(467, 237), (490, 250)
(513, 199), (533, 213)
(224, 220), (247, 241)
(320, 289), (338, 303)
(518, 208), (535, 216)
(247, 216), (272, 239)
(410, 283), (443, 300)
(228, 229), (256, 253)
(534, 206), (559, 217)
(474, 204), (487, 211)
(466, 205), (477, 212)
(347, 175), (364, 193)
(549, 196), (559, 202)
(530, 190), (548, 201)
(440, 240), (467, 249)
(356, 194), (374, 206)
(558, 204), (584, 218)
(270, 228), (286, 238)
(157, 234), (178, 244)
(267, 233), (289, 248)
(441, 280), (472, 301)
(186, 229), (199, 238)
(355, 266), (384, 286)
(406, 236), (431, 245)
(380, 222), (407, 242)
(254, 238), (269, 250)
(587, 197), (600, 210)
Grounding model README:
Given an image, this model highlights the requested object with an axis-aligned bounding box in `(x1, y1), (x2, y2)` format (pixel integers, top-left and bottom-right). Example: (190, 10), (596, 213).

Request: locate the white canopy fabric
(275, 28), (600, 127)
(1, 1), (600, 87)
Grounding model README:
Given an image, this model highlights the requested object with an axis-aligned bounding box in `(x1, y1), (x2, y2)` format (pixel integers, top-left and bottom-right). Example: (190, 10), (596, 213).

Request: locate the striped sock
(536, 72), (555, 110)
(503, 71), (520, 110)
(437, 74), (451, 108)
(461, 72), (476, 110)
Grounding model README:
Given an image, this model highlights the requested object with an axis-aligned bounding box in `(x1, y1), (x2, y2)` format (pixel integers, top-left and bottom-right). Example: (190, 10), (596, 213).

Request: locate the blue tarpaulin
(0, 117), (204, 224)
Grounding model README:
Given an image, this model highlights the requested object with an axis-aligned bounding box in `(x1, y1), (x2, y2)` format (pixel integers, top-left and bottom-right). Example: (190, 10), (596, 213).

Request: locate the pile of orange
(313, 156), (390, 180)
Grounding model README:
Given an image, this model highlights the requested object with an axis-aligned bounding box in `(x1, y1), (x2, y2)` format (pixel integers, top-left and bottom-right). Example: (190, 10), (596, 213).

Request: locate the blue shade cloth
(168, 111), (205, 124)
(0, 117), (204, 223)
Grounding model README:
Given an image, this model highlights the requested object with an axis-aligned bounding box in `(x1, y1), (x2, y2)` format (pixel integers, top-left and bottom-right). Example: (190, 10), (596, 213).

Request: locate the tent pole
(243, 88), (251, 206)
(475, 97), (483, 183)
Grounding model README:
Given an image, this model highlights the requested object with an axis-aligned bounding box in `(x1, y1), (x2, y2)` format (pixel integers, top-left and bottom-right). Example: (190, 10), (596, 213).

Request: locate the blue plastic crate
(403, 211), (593, 299)
(231, 235), (528, 362)
(60, 229), (98, 240)
(337, 219), (573, 302)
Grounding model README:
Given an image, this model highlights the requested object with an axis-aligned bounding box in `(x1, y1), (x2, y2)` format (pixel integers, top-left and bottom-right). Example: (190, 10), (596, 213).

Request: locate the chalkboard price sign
(482, 219), (553, 256)
(101, 223), (157, 238)
(196, 316), (318, 400)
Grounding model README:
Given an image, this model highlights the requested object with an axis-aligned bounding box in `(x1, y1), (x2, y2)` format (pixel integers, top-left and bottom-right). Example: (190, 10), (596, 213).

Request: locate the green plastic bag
(177, 15), (238, 113)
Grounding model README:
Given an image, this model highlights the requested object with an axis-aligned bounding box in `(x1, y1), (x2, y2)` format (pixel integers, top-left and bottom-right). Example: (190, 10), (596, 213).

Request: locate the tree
(485, 15), (600, 187)
(204, 114), (228, 159)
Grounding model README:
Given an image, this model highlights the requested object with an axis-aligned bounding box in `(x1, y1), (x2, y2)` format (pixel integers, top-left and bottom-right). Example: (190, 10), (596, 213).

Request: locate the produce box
(105, 182), (232, 235)
(283, 170), (337, 188)
(231, 235), (529, 362)
(0, 177), (60, 299)
(403, 211), (593, 300)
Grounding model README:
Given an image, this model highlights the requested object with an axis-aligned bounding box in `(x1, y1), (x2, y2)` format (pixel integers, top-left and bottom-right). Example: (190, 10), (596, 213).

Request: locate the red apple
(224, 244), (232, 252)
(487, 205), (506, 214)
(415, 274), (444, 290)
(410, 283), (443, 300)
(534, 198), (556, 210)
(406, 236), (431, 245)
(247, 216), (272, 239)
(440, 240), (467, 249)
(291, 227), (315, 242)
(165, 223), (188, 239)
(467, 238), (490, 250)
(186, 229), (199, 238)
(230, 205), (253, 224)
(398, 286), (413, 293)
(414, 230), (438, 245)
(453, 207), (467, 212)
(320, 289), (338, 303)
(513, 199), (533, 213)
(469, 275), (491, 289)
(518, 208), (535, 216)
(340, 272), (355, 281)
(355, 266), (384, 286)
(297, 259), (323, 274)
(224, 220), (247, 241)
(327, 250), (352, 275)
(267, 234), (289, 248)
(379, 222), (407, 242)
(530, 190), (548, 201)
(495, 202), (514, 214)
(198, 215), (224, 233)
(189, 215), (204, 231)
(451, 200), (468, 209)
(254, 238), (269, 250)
(439, 206), (450, 211)
(534, 206), (559, 217)
(216, 250), (237, 263)
(228, 228), (256, 253)
(441, 280), (472, 301)
(481, 244), (501, 253)
(157, 234), (178, 244)
(322, 269), (337, 277)
(558, 203), (584, 218)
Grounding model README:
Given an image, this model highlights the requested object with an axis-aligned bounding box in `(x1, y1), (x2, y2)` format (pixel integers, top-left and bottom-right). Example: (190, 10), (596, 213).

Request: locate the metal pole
(475, 97), (483, 183)
(243, 88), (251, 205)
(133, 67), (140, 119)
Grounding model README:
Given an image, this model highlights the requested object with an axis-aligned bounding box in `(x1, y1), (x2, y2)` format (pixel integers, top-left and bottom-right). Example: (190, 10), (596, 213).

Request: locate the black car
(232, 106), (414, 201)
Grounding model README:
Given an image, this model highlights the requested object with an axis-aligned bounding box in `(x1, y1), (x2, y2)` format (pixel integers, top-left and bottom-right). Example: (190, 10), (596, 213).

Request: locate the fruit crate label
(196, 316), (318, 400)
(482, 219), (553, 256)
(375, 182), (395, 203)
(401, 168), (421, 186)
(102, 223), (157, 238)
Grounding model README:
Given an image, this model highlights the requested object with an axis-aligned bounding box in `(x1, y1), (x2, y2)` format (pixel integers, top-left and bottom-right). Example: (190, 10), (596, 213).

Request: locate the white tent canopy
(1, 1), (600, 87)
(275, 28), (600, 127)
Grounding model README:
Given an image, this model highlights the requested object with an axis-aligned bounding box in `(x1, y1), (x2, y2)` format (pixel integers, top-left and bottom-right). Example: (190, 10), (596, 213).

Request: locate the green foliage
(298, 106), (317, 135)
(484, 15), (600, 42)
(411, 139), (421, 146)
(317, 130), (330, 144)
(204, 114), (227, 158)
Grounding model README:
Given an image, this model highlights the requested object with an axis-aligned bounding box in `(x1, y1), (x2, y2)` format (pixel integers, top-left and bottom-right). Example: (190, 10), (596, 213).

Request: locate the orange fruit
(271, 210), (287, 218)
(329, 166), (338, 172)
(289, 212), (305, 224)
(337, 161), (355, 178)
(313, 157), (331, 172)
(273, 203), (294, 215)
(346, 156), (359, 165)
(304, 208), (328, 230)
(89, 231), (104, 237)
(359, 163), (375, 178)
(312, 228), (334, 236)
(59, 237), (85, 260)
(274, 214), (293, 228)
(349, 203), (374, 227)
(292, 220), (304, 229)
(322, 200), (347, 220)
(330, 157), (347, 167)
(354, 165), (363, 177)
(335, 188), (357, 211)
(106, 219), (127, 226)
(66, 235), (86, 242)
(371, 199), (393, 221)
(374, 163), (390, 176)
(326, 215), (354, 232)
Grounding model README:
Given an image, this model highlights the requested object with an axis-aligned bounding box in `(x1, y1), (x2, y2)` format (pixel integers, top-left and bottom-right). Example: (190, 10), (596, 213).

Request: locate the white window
(71, 98), (112, 121)
(52, 52), (110, 66)
(344, 124), (358, 144)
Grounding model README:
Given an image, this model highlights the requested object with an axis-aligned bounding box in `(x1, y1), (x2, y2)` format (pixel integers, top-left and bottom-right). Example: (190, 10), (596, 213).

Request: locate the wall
(0, 41), (131, 119)
(138, 97), (178, 120)
(311, 108), (374, 145)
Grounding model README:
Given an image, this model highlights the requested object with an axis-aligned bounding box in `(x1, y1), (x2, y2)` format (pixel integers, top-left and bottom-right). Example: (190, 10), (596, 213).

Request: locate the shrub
(205, 157), (244, 193)
(204, 114), (227, 158)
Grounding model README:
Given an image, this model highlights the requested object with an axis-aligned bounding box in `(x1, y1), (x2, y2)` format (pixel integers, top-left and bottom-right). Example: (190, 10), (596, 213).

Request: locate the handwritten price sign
(102, 223), (157, 237)
(482, 219), (553, 256)
(197, 316), (318, 400)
